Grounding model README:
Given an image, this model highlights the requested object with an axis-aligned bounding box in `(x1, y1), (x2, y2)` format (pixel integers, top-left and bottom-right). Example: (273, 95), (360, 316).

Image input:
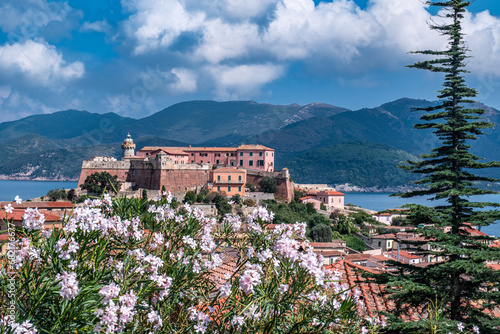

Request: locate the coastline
(0, 175), (78, 182)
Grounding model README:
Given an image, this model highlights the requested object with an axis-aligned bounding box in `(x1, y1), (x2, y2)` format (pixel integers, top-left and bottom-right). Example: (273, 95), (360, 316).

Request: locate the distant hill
(0, 101), (348, 145)
(0, 98), (498, 187)
(285, 141), (419, 188)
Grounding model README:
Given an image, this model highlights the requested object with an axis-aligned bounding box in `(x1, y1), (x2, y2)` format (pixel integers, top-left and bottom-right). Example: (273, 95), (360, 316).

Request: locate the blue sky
(0, 0), (500, 122)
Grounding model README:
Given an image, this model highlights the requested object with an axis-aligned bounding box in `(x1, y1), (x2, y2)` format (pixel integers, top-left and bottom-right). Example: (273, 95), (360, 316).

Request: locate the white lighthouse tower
(121, 133), (136, 158)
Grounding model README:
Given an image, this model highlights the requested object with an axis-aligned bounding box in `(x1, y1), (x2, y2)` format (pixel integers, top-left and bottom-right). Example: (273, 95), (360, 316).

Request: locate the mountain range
(0, 98), (499, 190)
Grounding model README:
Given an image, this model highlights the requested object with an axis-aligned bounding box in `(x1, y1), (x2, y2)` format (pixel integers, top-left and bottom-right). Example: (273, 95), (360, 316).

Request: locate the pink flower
(99, 283), (121, 304)
(10, 320), (38, 334)
(56, 271), (79, 300)
(239, 265), (262, 294)
(147, 310), (163, 329)
(15, 195), (22, 204)
(279, 284), (289, 293)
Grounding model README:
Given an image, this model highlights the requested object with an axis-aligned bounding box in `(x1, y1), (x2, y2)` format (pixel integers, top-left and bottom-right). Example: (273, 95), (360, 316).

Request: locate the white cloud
(0, 0), (72, 37)
(169, 68), (197, 93)
(122, 0), (205, 55)
(81, 20), (112, 34)
(209, 63), (284, 99)
(0, 40), (84, 86)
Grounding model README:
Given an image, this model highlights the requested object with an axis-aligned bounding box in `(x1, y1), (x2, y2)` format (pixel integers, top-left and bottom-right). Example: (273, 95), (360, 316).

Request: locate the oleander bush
(0, 194), (376, 334)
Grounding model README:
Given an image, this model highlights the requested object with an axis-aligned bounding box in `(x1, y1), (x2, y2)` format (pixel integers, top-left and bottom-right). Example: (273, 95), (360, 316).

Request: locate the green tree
(231, 194), (242, 205)
(311, 224), (333, 242)
(376, 1), (500, 331)
(215, 197), (232, 217)
(183, 190), (196, 205)
(259, 176), (278, 193)
(341, 235), (367, 252)
(333, 215), (356, 235)
(46, 188), (67, 201)
(80, 172), (121, 194)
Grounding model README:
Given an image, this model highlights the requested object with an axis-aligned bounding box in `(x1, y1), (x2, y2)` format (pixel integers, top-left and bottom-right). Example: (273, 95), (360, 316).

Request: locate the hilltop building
(78, 134), (293, 201)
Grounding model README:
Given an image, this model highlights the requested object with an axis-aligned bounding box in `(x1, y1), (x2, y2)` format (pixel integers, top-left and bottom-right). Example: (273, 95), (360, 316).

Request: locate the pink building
(386, 250), (422, 265)
(317, 191), (345, 210)
(136, 144), (274, 172)
(186, 147), (237, 166)
(299, 196), (322, 210)
(209, 167), (246, 196)
(236, 145), (274, 172)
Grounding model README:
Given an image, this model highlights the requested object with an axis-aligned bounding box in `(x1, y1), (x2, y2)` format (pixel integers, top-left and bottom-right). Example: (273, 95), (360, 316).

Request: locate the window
(257, 160), (264, 166)
(238, 175), (242, 181)
(228, 175), (231, 181)
(249, 160), (253, 166)
(217, 175), (221, 181)
(191, 160), (194, 163)
(216, 160), (219, 164)
(240, 152), (243, 156)
(175, 161), (178, 164)
(239, 160), (243, 166)
(228, 186), (232, 192)
(217, 186), (220, 191)
(378, 242), (381, 247)
(238, 186), (242, 192)
(226, 153), (229, 156)
(266, 152), (268, 156)
(249, 152), (253, 157)
(199, 153), (203, 156)
(259, 152), (263, 157)
(175, 155), (178, 158)
(181, 161), (184, 164)
(191, 153), (194, 156)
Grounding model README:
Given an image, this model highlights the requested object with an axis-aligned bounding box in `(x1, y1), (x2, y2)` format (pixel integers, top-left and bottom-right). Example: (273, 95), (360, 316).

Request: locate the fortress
(77, 134), (294, 201)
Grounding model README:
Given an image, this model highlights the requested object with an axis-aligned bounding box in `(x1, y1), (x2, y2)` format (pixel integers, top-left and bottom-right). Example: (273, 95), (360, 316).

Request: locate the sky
(1, 0), (500, 123)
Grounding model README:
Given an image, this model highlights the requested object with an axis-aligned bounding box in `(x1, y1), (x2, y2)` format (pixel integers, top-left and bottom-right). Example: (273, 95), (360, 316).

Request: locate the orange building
(209, 167), (246, 197)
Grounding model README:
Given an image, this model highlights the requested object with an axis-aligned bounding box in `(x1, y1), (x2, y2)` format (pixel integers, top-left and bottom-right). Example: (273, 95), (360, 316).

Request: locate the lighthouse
(121, 133), (136, 158)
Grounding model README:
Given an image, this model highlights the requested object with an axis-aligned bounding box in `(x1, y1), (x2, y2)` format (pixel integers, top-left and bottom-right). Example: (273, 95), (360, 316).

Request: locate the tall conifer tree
(374, 1), (500, 332)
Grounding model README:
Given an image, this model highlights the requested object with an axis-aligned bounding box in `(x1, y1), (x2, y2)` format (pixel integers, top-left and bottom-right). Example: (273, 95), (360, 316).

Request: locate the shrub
(183, 190), (196, 205)
(0, 195), (373, 333)
(80, 172), (121, 194)
(243, 198), (256, 207)
(46, 188), (67, 201)
(311, 224), (333, 242)
(259, 176), (278, 193)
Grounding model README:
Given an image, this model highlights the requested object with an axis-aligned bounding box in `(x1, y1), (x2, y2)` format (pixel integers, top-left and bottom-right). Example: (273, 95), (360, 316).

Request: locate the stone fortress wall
(78, 134), (294, 201)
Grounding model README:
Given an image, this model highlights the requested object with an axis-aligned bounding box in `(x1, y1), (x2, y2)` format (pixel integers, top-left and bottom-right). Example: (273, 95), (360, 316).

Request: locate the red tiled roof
(318, 191), (345, 196)
(325, 260), (419, 321)
(314, 250), (344, 257)
(371, 255), (392, 262)
(187, 147), (238, 152)
(344, 254), (371, 262)
(0, 209), (61, 222)
(490, 240), (500, 248)
(387, 250), (421, 260)
(212, 167), (246, 173)
(1, 201), (74, 209)
(372, 234), (396, 239)
(373, 212), (391, 216)
(463, 227), (489, 237)
(487, 263), (500, 271)
(310, 240), (346, 248)
(237, 144), (274, 151)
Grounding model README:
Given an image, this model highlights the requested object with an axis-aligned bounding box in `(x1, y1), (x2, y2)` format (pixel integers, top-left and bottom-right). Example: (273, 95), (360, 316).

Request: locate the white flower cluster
(10, 320), (37, 334)
(94, 290), (138, 333)
(22, 207), (45, 231)
(56, 271), (79, 300)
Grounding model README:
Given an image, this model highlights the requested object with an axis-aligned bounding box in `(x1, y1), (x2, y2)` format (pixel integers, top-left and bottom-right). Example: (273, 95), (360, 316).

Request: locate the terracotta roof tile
(317, 191), (345, 196)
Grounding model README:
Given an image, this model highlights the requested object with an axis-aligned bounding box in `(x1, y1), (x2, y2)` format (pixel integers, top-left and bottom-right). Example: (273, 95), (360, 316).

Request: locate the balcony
(214, 179), (245, 184)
